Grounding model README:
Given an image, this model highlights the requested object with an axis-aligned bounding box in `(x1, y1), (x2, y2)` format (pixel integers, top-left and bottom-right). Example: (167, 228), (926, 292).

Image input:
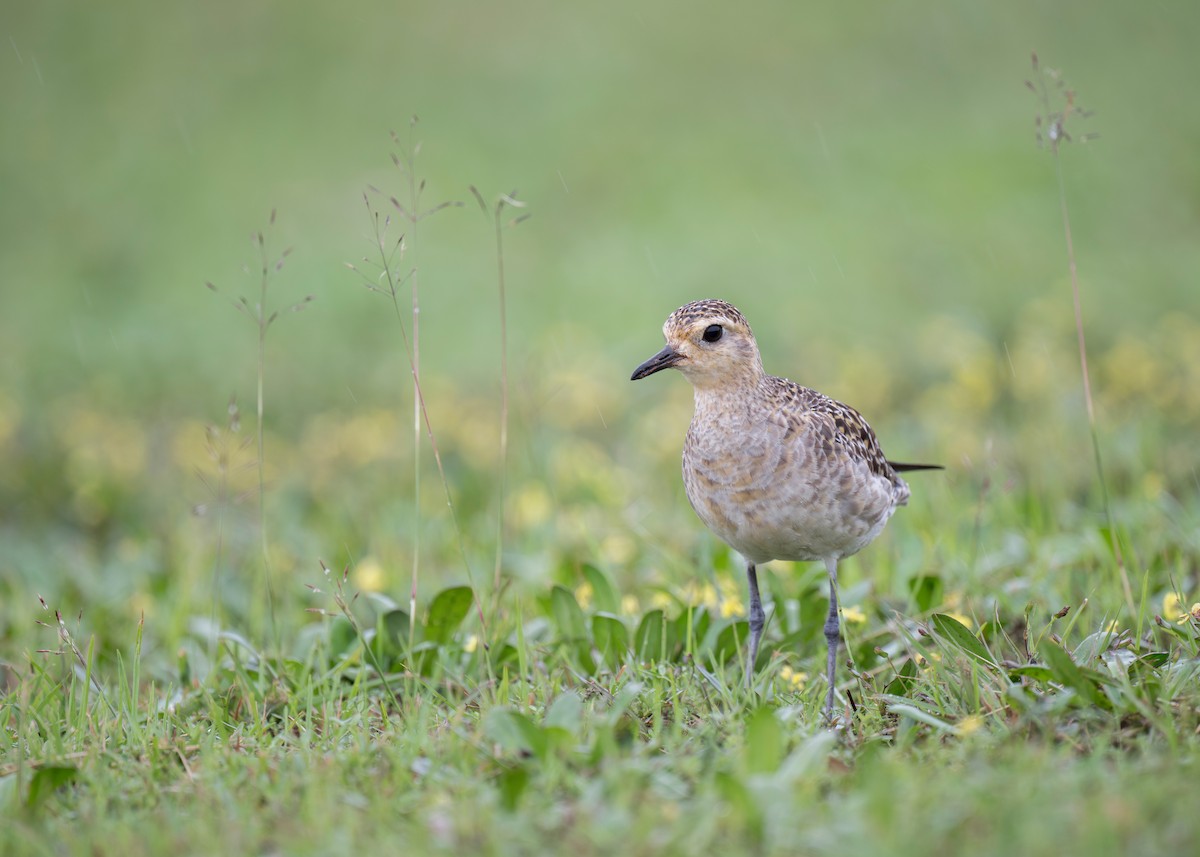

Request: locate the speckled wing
(682, 374), (910, 564)
(765, 377), (910, 504)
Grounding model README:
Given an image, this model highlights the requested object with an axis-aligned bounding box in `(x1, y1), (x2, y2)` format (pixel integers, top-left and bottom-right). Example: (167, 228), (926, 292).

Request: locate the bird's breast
(681, 407), (900, 563)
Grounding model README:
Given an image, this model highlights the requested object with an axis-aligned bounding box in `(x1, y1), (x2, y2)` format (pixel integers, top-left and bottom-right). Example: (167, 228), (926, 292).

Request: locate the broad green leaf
(544, 691), (583, 734)
(550, 585), (588, 640)
(885, 656), (918, 696)
(329, 616), (358, 657)
(380, 608), (411, 650)
(711, 620), (749, 666)
(797, 586), (829, 645)
(26, 764), (77, 811)
(541, 726), (575, 753)
(775, 628), (810, 655)
(485, 708), (546, 757)
(745, 707), (784, 774)
(582, 564), (620, 614)
(908, 575), (944, 614)
(1009, 664), (1054, 683)
(424, 586), (474, 645)
(764, 573), (793, 633)
(778, 731), (839, 780)
(715, 771), (763, 843)
(634, 609), (666, 662)
(930, 613), (995, 666)
(1072, 629), (1115, 664)
(496, 765), (529, 812)
(573, 639), (598, 676)
(592, 613), (630, 670)
(366, 591), (401, 613)
(1039, 641), (1112, 708)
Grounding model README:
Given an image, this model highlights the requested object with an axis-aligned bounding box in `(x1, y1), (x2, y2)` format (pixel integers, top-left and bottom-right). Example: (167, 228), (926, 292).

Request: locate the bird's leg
(823, 556), (841, 720)
(745, 562), (764, 689)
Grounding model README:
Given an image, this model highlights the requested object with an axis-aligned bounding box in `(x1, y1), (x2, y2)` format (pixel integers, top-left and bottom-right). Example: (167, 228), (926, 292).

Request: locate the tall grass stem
(1033, 53), (1135, 613)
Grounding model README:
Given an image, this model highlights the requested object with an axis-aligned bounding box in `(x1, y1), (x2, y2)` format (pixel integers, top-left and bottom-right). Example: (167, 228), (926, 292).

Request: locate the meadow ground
(3, 2), (1200, 854)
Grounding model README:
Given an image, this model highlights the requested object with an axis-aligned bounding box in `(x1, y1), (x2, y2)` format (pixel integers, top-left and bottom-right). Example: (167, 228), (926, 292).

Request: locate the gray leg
(745, 562), (764, 688)
(823, 556), (841, 720)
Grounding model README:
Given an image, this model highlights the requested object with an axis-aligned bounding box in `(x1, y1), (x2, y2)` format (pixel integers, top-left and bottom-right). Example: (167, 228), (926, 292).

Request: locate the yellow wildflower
(1163, 592), (1183, 623)
(957, 714), (984, 737)
(715, 576), (744, 618)
(353, 557), (387, 593)
(677, 581), (718, 610)
(779, 665), (808, 690)
(841, 605), (867, 625)
(650, 591), (675, 611)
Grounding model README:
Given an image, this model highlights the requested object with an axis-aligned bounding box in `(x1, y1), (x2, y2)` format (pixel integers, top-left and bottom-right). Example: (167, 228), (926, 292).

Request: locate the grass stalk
(349, 129), (493, 663)
(36, 599), (116, 718)
(1029, 52), (1134, 613)
(207, 211), (311, 651)
(493, 205), (509, 596)
(314, 561), (402, 706)
(255, 229), (275, 645)
(382, 120), (463, 654)
(469, 187), (530, 603)
(399, 124), (424, 647)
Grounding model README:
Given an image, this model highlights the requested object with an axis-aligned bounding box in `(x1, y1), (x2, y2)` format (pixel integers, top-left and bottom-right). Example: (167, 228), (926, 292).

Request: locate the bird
(631, 299), (940, 719)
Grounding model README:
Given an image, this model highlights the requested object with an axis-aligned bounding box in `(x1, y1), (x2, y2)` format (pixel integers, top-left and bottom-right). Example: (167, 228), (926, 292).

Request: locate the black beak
(631, 345), (682, 380)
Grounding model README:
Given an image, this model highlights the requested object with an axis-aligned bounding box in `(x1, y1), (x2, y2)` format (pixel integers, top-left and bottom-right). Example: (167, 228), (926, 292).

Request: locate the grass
(4, 135), (1200, 849)
(3, 2), (1200, 854)
(4, 561), (1199, 855)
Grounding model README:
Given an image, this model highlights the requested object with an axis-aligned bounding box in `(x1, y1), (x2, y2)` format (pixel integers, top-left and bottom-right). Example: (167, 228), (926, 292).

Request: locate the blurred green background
(2, 0), (1198, 653)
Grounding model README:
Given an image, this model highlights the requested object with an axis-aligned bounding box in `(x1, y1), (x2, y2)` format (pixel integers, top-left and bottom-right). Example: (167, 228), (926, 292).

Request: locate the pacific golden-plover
(631, 299), (940, 719)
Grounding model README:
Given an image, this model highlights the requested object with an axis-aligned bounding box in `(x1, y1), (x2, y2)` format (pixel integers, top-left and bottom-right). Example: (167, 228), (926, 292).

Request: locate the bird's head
(630, 299), (764, 391)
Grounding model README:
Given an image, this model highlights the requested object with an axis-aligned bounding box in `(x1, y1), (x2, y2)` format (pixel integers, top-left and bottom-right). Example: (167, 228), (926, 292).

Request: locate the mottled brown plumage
(632, 298), (939, 719)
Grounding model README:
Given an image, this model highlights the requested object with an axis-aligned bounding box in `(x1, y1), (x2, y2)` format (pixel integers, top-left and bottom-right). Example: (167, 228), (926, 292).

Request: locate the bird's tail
(888, 461), (944, 473)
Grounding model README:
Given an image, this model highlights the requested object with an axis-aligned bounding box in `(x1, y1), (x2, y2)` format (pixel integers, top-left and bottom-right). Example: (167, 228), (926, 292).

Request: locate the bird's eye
(702, 324), (723, 343)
